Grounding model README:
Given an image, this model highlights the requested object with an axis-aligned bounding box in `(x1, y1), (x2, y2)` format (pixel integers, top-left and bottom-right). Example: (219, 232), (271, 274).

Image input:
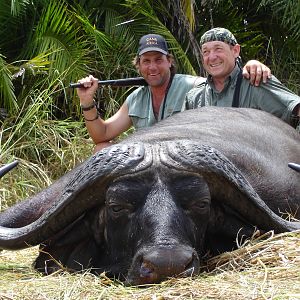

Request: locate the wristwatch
(80, 100), (96, 111)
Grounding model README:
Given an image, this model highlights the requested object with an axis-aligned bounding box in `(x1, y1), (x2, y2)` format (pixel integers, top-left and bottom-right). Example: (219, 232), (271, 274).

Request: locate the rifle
(70, 77), (147, 88)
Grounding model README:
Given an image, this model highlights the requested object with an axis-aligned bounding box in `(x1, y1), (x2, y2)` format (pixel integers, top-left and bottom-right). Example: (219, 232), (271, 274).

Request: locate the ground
(0, 231), (299, 299)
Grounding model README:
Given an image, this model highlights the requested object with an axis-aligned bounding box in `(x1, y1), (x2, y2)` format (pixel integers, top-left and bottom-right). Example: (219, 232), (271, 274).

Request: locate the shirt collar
(206, 63), (240, 91)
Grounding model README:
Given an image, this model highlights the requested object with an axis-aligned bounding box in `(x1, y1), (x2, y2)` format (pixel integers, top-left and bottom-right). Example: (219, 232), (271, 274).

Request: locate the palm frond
(124, 0), (197, 75)
(181, 0), (196, 31)
(25, 0), (93, 85)
(259, 0), (300, 40)
(10, 0), (31, 17)
(0, 54), (18, 112)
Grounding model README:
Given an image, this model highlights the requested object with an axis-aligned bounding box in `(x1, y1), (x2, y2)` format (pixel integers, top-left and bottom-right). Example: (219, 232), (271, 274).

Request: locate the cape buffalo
(0, 107), (299, 285)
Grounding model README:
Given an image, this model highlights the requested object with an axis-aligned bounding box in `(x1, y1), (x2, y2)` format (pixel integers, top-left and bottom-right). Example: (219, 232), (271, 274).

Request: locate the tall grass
(264, 37), (300, 94)
(0, 84), (93, 211)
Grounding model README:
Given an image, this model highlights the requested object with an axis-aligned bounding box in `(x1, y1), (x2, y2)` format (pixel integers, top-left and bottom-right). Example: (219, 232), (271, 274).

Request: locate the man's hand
(293, 104), (300, 117)
(243, 60), (272, 86)
(76, 75), (99, 106)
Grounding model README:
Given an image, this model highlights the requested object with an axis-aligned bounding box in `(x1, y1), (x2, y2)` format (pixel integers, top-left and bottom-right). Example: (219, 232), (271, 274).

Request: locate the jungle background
(0, 0), (300, 299)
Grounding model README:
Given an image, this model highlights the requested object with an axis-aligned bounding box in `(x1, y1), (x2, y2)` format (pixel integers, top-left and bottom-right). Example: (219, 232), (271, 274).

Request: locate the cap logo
(146, 37), (158, 45)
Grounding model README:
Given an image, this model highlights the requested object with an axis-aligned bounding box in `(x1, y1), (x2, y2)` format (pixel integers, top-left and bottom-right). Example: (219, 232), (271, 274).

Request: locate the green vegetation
(0, 1), (300, 297)
(1, 0), (300, 167)
(1, 1), (300, 199)
(0, 0), (300, 299)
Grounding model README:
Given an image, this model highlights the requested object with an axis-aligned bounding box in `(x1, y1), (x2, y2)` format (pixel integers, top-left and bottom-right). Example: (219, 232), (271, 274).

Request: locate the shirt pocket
(130, 114), (152, 129)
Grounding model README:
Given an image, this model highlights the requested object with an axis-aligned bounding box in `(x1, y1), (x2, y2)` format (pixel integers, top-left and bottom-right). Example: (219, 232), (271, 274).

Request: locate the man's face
(201, 41), (240, 79)
(138, 52), (172, 87)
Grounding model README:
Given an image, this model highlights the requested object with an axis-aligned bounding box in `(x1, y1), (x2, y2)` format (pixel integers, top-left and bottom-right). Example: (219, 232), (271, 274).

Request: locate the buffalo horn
(0, 144), (144, 250)
(162, 140), (300, 233)
(0, 161), (18, 178)
(288, 162), (300, 172)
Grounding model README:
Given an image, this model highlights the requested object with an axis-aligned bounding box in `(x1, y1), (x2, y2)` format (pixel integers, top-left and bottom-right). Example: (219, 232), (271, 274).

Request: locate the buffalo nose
(137, 247), (199, 284)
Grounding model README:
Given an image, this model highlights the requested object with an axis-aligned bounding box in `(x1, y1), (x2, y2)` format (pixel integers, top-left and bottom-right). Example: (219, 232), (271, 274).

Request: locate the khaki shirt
(126, 74), (205, 129)
(184, 64), (300, 127)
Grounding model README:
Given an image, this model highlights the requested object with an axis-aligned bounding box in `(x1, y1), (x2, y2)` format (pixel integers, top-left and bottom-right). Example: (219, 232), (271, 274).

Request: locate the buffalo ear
(162, 140), (300, 233)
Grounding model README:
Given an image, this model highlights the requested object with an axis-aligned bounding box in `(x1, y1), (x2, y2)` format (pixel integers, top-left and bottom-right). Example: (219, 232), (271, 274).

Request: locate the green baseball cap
(200, 27), (237, 48)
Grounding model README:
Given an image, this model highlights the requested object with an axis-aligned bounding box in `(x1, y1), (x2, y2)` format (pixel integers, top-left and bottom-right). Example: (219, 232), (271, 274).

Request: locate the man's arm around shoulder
(182, 82), (207, 111)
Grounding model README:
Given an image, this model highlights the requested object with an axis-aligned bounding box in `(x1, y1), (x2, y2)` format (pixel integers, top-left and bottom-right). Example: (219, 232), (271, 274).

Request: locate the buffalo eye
(183, 198), (210, 215)
(110, 204), (126, 213)
(105, 177), (150, 219)
(107, 202), (134, 218)
(170, 175), (211, 215)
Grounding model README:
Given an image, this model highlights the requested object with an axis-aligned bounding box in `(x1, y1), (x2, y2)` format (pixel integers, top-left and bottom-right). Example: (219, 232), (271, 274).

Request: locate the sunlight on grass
(0, 232), (299, 299)
(0, 86), (93, 210)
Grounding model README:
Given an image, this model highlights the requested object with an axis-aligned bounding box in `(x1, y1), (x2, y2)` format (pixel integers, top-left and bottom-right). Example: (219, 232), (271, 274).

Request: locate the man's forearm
(81, 106), (109, 144)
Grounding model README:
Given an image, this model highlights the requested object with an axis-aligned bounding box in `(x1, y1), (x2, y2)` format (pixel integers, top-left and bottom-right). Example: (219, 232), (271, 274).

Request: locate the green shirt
(184, 64), (300, 127)
(126, 74), (205, 129)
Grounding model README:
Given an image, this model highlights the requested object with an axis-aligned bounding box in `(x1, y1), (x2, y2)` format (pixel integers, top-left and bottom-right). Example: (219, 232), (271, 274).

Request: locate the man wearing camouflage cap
(200, 27), (238, 47)
(184, 27), (300, 129)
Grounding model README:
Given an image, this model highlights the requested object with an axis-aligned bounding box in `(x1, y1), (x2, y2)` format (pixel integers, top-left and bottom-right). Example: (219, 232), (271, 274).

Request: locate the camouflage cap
(199, 27), (237, 48)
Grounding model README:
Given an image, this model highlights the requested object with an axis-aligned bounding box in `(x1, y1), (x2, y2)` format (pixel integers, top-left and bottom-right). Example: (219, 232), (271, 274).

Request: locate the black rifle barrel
(0, 160), (19, 179)
(70, 77), (147, 88)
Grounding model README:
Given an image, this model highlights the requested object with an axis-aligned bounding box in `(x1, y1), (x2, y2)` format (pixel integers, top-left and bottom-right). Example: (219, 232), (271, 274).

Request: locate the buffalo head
(0, 107), (299, 285)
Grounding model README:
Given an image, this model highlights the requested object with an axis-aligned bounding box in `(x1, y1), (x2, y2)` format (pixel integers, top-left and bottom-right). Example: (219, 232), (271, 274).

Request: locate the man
(185, 27), (300, 129)
(77, 33), (271, 152)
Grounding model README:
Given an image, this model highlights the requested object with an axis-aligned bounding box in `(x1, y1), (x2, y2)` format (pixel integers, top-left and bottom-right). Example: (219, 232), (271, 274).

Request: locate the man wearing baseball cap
(77, 33), (272, 152)
(137, 34), (169, 55)
(185, 27), (300, 129)
(127, 33), (205, 129)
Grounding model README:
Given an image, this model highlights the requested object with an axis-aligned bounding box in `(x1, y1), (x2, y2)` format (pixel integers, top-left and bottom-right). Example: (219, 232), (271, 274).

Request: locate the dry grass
(0, 231), (299, 300)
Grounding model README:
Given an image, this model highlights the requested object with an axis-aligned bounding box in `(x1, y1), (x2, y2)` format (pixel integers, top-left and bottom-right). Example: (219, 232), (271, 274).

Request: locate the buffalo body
(0, 107), (299, 285)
